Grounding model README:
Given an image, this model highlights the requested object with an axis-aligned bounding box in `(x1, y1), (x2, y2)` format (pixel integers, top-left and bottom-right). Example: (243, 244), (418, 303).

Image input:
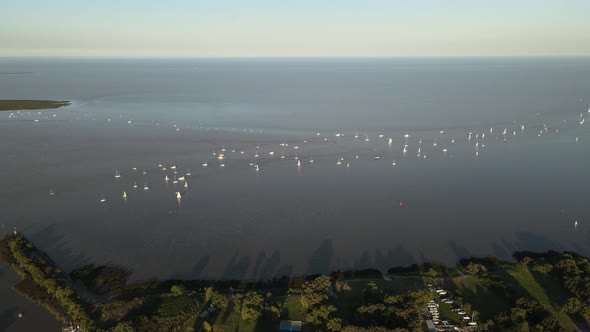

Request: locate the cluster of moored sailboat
(39, 106), (587, 225)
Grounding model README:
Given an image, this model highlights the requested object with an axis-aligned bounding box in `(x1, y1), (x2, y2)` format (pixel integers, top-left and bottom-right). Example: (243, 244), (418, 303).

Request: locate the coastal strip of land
(0, 100), (70, 111)
(1, 232), (589, 332)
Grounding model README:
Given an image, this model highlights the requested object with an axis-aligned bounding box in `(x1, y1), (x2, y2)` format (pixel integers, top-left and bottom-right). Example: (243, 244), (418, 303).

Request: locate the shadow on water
(491, 242), (513, 261)
(250, 252), (267, 281)
(374, 247), (416, 270)
(222, 254), (250, 280)
(448, 240), (472, 261)
(306, 239), (333, 275)
(26, 224), (92, 272)
(513, 231), (562, 252)
(0, 306), (18, 331)
(170, 255), (210, 280)
(352, 247), (416, 271)
(254, 250), (286, 281)
(501, 239), (518, 256)
(192, 256), (211, 279)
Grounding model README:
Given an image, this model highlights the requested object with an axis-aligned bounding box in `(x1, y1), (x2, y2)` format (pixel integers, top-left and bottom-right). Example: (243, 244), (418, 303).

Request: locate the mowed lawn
(282, 294), (303, 321)
(180, 295), (303, 332)
(501, 267), (575, 330)
(442, 275), (509, 321)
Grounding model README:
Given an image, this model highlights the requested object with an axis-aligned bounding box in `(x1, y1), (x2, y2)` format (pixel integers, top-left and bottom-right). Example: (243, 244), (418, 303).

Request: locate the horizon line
(1, 54), (590, 60)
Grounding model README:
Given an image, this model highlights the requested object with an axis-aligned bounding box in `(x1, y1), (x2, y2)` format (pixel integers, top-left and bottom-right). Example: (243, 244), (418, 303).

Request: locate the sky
(2, 0), (590, 57)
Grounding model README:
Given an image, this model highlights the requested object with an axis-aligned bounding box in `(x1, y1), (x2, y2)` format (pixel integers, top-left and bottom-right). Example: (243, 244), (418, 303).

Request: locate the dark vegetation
(2, 234), (590, 331)
(0, 99), (70, 111)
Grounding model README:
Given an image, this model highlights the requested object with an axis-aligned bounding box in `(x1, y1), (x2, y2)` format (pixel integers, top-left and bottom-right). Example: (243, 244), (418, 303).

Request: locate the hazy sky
(2, 0), (590, 57)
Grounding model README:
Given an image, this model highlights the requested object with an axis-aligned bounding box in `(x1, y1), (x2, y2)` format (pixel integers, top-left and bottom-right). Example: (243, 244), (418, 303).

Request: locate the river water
(0, 58), (589, 290)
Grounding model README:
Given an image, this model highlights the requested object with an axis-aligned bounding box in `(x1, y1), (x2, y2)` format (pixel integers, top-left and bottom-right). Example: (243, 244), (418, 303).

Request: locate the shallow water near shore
(0, 263), (62, 331)
(0, 58), (589, 287)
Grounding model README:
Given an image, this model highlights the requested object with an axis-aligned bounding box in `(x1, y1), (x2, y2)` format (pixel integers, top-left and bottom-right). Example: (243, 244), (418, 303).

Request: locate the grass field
(442, 275), (509, 321)
(155, 295), (197, 317)
(179, 295), (302, 332)
(501, 267), (575, 330)
(282, 294), (303, 321)
(435, 299), (463, 325)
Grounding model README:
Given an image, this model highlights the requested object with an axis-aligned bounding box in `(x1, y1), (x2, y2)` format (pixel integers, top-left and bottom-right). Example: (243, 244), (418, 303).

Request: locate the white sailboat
(143, 182), (149, 190)
(114, 171), (121, 179)
(184, 181), (188, 189)
(49, 188), (55, 196)
(178, 176), (186, 181)
(202, 162), (208, 167)
(297, 160), (301, 167)
(142, 169), (147, 175)
(176, 191), (182, 199)
(186, 169), (192, 176)
(133, 181), (138, 189)
(165, 175), (169, 182)
(100, 195), (107, 203)
(122, 191), (127, 199)
(172, 175), (178, 184)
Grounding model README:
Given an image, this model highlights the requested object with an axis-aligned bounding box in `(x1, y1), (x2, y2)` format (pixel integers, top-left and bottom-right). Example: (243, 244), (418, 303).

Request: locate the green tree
(326, 317), (342, 331)
(211, 291), (228, 309)
(466, 263), (482, 275)
(205, 286), (214, 303)
(563, 297), (582, 313)
(240, 292), (264, 322)
(112, 322), (134, 332)
(306, 304), (337, 325)
(170, 284), (186, 296)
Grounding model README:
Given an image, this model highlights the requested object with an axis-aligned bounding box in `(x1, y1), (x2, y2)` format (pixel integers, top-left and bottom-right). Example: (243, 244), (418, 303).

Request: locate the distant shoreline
(0, 100), (71, 111)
